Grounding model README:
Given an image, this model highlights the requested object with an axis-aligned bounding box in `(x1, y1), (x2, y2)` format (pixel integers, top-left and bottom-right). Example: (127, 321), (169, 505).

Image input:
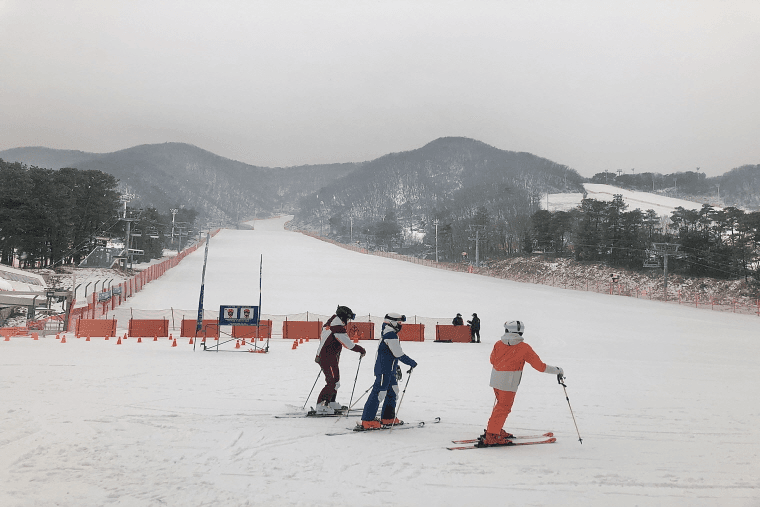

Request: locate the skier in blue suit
(360, 313), (418, 429)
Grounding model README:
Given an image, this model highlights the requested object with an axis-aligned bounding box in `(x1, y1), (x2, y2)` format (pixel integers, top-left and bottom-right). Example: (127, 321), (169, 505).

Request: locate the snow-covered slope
(545, 183), (720, 216)
(1, 216), (758, 507)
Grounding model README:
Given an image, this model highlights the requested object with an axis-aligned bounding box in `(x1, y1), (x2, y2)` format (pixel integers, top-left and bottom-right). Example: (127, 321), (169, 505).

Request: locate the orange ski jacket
(489, 333), (550, 392)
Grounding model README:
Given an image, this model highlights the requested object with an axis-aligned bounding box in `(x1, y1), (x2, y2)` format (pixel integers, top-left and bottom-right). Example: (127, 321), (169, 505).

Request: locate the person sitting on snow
(482, 320), (563, 445)
(314, 305), (366, 414)
(360, 313), (418, 429)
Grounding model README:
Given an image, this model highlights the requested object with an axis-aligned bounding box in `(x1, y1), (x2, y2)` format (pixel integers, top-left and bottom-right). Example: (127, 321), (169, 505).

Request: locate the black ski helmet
(336, 305), (356, 322)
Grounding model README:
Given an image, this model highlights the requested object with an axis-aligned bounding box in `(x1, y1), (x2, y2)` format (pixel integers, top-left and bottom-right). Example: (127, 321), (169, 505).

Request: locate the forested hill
(0, 143), (358, 224)
(292, 137), (585, 244)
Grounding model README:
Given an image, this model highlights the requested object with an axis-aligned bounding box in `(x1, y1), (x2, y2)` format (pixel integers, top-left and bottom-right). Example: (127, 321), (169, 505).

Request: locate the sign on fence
(219, 305), (260, 326)
(97, 290), (112, 302)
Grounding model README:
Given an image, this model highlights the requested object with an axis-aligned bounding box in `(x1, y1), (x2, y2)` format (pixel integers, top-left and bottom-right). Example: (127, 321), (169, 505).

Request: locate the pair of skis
(276, 409), (556, 449)
(326, 417), (441, 436)
(447, 432), (556, 450)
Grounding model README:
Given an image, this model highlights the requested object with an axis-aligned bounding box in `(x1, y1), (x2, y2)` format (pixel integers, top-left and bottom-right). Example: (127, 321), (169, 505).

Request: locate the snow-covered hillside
(1, 216), (758, 507)
(544, 183), (721, 216)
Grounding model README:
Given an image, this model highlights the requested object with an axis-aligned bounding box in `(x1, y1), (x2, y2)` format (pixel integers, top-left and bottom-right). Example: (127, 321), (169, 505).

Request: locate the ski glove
(314, 355), (321, 366)
(353, 344), (366, 357)
(395, 365), (403, 381)
(544, 365), (563, 376)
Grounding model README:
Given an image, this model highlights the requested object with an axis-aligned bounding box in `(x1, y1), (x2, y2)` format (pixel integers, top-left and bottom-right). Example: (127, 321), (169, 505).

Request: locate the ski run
(2, 216), (759, 507)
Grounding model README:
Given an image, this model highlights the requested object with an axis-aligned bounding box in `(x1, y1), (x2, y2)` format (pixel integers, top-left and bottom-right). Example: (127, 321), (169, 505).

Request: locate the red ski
(451, 432), (553, 444)
(447, 437), (556, 450)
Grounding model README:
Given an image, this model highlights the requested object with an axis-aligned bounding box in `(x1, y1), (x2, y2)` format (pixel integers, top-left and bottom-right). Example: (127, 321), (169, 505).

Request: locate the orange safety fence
(398, 323), (425, 342)
(75, 319), (117, 338)
(231, 320), (273, 339)
(283, 320), (323, 341)
(347, 321), (375, 341)
(435, 325), (472, 343)
(181, 319), (220, 338)
(129, 319), (169, 338)
(0, 327), (28, 338)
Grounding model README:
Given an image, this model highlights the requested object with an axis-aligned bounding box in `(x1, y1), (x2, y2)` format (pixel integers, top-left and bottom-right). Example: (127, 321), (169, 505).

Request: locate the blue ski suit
(361, 323), (418, 422)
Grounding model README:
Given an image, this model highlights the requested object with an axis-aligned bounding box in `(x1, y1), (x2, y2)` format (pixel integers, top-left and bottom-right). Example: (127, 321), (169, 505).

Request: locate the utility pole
(433, 219), (439, 263)
(170, 209), (178, 249)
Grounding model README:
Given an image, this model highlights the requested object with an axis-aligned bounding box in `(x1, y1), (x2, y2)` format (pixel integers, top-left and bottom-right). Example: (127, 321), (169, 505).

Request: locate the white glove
(545, 365), (563, 376)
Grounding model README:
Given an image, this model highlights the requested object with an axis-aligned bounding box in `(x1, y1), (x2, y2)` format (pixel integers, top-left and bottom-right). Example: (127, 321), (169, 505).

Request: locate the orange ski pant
(486, 388), (517, 435)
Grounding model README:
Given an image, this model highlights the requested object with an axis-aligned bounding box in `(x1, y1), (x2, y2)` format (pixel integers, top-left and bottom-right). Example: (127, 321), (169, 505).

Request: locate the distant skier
(360, 313), (418, 429)
(481, 320), (563, 445)
(467, 313), (481, 343)
(452, 313), (464, 326)
(314, 305), (366, 414)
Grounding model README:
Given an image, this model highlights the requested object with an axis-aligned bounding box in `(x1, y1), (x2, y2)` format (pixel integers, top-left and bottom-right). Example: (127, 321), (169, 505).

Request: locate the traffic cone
(123, 333), (127, 341)
(201, 337), (206, 343)
(171, 338), (177, 347)
(292, 340), (298, 350)
(169, 333), (173, 341)
(137, 336), (142, 343)
(299, 338), (304, 344)
(117, 336), (122, 345)
(235, 340), (240, 349)
(61, 335), (67, 343)
(86, 335), (91, 341)
(105, 335), (109, 341)
(3, 335), (8, 342)
(56, 334), (60, 340)
(189, 337), (194, 345)
(154, 335), (158, 342)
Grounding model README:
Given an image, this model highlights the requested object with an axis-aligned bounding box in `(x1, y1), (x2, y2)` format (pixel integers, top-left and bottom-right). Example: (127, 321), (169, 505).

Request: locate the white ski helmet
(503, 320), (525, 335)
(384, 312), (406, 331)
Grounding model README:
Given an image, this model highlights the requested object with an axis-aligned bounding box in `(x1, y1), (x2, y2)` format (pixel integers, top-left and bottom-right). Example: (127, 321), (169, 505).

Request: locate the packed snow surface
(545, 183), (720, 216)
(2, 217), (759, 506)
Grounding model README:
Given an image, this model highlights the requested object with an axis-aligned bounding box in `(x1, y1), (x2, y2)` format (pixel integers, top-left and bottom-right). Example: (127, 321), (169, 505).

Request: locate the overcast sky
(1, 0), (758, 177)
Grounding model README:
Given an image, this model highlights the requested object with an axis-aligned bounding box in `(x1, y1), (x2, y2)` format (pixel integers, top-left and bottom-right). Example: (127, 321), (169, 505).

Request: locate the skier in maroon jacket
(314, 305), (366, 414)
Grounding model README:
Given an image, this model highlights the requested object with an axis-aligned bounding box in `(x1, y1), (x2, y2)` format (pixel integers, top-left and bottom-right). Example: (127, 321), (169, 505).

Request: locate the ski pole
(303, 369), (322, 410)
(558, 374), (583, 444)
(348, 356), (362, 409)
(389, 368), (413, 432)
(348, 384), (373, 410)
(337, 357), (363, 422)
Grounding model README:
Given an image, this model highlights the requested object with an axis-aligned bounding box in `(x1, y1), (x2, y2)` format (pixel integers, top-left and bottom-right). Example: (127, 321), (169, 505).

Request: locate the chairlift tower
(645, 243), (682, 300)
(119, 194), (135, 269)
(468, 225), (485, 267)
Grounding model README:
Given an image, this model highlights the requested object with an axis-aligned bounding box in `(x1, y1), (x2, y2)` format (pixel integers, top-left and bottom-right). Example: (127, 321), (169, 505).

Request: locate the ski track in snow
(1, 216), (759, 507)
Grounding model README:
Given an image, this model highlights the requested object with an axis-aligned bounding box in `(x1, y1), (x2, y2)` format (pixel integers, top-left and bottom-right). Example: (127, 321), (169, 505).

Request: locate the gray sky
(1, 0), (758, 177)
